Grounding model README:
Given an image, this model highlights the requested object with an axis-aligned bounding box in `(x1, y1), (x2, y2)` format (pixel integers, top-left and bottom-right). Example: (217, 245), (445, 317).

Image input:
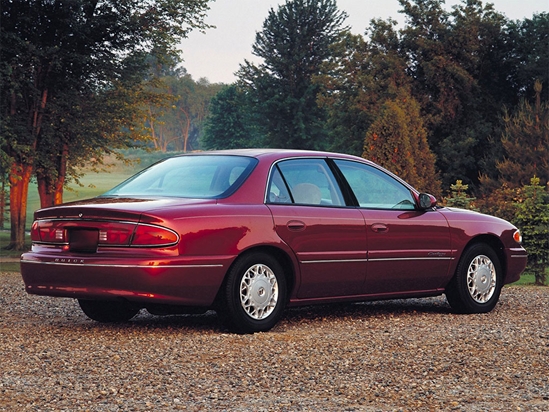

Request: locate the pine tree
(497, 80), (549, 188)
(444, 180), (477, 210)
(201, 85), (264, 150)
(237, 0), (347, 149)
(363, 90), (441, 196)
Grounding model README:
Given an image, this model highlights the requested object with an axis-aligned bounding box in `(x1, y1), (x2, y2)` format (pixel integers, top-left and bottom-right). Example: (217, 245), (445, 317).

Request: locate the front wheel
(78, 299), (139, 323)
(445, 243), (503, 314)
(221, 252), (287, 333)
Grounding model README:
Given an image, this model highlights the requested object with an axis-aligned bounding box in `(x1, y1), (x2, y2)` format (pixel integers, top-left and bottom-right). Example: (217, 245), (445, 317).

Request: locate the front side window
(267, 159), (344, 206)
(102, 155), (257, 199)
(334, 160), (415, 210)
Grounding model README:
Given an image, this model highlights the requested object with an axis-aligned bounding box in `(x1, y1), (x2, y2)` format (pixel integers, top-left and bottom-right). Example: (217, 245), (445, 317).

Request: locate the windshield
(102, 155), (258, 199)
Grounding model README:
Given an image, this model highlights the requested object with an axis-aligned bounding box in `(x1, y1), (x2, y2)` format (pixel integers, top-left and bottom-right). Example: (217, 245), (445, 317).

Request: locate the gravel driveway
(1, 271), (548, 411)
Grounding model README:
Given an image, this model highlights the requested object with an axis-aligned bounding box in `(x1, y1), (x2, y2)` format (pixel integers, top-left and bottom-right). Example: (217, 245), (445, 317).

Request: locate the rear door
(266, 158), (368, 299)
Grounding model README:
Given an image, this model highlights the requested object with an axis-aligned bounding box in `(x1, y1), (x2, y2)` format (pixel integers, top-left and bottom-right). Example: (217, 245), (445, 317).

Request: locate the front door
(333, 159), (452, 296)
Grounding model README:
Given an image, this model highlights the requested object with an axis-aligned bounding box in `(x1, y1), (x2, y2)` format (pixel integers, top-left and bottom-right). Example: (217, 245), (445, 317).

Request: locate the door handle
(371, 223), (388, 233)
(287, 220), (306, 231)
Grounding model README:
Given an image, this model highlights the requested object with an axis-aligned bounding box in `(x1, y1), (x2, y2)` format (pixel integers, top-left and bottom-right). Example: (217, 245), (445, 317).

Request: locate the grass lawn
(11, 149), (178, 229)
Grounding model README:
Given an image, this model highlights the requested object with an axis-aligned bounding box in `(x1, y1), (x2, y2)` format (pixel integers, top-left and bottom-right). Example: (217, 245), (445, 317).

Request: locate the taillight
(98, 225), (134, 246)
(131, 224), (179, 247)
(31, 221), (67, 243)
(31, 220), (178, 248)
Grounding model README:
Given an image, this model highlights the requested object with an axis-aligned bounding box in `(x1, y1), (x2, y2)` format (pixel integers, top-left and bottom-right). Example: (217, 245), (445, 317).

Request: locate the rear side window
(267, 159), (344, 206)
(102, 155), (257, 199)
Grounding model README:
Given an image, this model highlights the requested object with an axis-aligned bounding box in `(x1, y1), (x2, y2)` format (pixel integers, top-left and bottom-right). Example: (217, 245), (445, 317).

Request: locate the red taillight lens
(98, 225), (134, 246)
(31, 221), (67, 243)
(131, 224), (179, 246)
(513, 229), (522, 244)
(30, 221), (41, 242)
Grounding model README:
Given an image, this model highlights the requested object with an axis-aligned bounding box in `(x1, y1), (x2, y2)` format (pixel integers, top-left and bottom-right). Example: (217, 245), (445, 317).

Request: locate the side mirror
(419, 193), (437, 210)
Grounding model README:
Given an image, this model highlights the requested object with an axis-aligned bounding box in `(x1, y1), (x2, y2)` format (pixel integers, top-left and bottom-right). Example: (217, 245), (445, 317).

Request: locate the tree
(237, 0), (347, 149)
(399, 0), (511, 188)
(201, 85), (264, 150)
(145, 71), (223, 152)
(444, 180), (477, 210)
(316, 20), (410, 156)
(496, 80), (549, 188)
(363, 90), (441, 196)
(515, 177), (549, 285)
(505, 13), (549, 103)
(0, 0), (211, 249)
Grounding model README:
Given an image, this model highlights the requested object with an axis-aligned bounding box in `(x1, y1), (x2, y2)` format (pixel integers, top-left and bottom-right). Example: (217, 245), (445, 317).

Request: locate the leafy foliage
(363, 90), (441, 196)
(0, 0), (211, 249)
(201, 85), (264, 150)
(497, 81), (549, 188)
(514, 177), (549, 285)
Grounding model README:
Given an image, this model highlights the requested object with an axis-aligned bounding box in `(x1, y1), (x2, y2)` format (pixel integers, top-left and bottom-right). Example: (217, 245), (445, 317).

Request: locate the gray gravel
(1, 271), (548, 411)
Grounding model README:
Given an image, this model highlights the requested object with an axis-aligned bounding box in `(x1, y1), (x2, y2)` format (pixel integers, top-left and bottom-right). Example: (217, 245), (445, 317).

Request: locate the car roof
(182, 148), (367, 163)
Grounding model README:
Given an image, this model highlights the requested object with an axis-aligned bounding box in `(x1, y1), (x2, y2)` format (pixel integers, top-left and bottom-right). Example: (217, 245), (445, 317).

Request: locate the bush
(514, 177), (549, 285)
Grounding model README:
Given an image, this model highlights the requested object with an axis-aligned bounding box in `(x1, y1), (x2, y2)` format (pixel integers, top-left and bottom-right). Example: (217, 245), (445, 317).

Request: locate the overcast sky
(179, 0), (547, 84)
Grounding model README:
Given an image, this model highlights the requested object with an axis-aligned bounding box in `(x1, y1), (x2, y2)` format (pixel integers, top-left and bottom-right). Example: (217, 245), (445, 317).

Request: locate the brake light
(513, 229), (522, 244)
(31, 221), (67, 243)
(131, 224), (179, 246)
(98, 226), (134, 245)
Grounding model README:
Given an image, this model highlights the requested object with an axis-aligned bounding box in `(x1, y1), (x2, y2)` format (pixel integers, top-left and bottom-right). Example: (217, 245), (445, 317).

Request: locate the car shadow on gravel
(67, 296), (453, 333)
(281, 296), (452, 323)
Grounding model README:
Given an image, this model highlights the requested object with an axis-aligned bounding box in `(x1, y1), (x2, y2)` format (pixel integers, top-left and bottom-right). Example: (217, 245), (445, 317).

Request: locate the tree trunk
(179, 107), (191, 152)
(7, 161), (33, 250)
(37, 143), (69, 207)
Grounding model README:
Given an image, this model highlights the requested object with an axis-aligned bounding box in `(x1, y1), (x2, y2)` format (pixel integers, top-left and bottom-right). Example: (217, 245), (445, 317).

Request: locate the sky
(179, 0), (547, 84)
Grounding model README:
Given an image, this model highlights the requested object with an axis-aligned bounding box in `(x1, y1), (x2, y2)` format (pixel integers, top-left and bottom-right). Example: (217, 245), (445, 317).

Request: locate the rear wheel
(445, 243), (502, 313)
(221, 252), (287, 333)
(78, 299), (139, 323)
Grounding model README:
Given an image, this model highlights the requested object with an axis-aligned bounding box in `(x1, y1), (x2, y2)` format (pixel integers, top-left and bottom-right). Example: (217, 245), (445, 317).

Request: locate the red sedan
(21, 150), (527, 333)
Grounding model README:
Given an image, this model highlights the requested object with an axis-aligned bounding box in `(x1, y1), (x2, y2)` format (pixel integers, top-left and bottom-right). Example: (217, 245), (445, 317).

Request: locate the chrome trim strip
(301, 259), (369, 264)
(511, 254), (527, 258)
(20, 260), (222, 269)
(301, 257), (453, 264)
(369, 257), (453, 262)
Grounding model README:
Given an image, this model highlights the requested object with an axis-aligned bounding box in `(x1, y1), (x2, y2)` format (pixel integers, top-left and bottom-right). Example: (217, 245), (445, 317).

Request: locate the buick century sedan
(21, 149), (527, 333)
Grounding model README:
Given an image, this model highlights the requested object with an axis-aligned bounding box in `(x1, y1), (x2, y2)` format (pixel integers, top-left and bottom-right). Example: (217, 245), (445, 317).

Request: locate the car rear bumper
(20, 252), (232, 307)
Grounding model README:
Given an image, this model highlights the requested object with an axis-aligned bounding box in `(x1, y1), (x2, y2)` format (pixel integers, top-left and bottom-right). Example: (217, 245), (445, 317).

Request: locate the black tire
(445, 243), (503, 314)
(221, 252), (287, 334)
(78, 299), (139, 323)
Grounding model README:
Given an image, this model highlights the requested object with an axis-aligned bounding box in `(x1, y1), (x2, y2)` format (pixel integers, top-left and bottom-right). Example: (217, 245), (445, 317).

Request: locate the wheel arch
(463, 234), (507, 279)
(213, 245), (297, 308)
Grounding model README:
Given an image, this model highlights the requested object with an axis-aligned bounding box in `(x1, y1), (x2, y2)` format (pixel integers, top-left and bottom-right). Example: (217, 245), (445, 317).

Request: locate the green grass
(17, 149), (179, 228)
(511, 269), (549, 287)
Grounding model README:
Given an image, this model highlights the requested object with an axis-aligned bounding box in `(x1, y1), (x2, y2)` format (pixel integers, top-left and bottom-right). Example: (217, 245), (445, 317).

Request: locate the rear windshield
(101, 155), (258, 199)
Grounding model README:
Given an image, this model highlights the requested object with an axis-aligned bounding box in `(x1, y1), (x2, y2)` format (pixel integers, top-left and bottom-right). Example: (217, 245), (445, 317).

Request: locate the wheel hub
(240, 264), (278, 320)
(467, 255), (496, 303)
